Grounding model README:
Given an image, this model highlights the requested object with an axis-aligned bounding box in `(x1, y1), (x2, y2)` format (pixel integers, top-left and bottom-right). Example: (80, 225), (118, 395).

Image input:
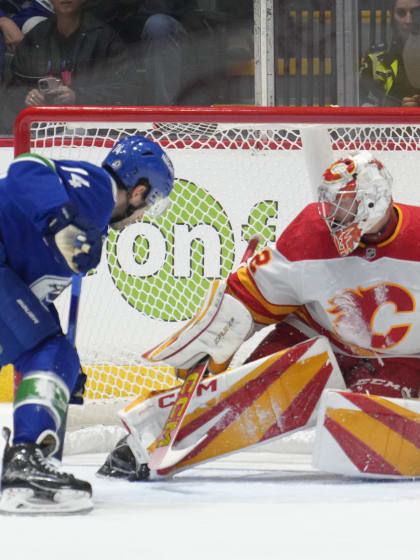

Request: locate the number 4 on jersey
(61, 166), (91, 189)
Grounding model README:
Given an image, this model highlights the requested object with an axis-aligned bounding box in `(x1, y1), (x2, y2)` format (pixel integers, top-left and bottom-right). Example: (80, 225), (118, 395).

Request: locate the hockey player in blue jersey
(0, 135), (174, 514)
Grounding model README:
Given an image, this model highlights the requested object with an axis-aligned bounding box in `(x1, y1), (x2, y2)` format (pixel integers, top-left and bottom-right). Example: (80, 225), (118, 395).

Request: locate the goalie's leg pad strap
(313, 389), (420, 478)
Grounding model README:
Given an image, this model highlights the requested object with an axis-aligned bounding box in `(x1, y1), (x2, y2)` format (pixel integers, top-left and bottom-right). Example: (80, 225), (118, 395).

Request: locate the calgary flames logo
(323, 158), (356, 183)
(323, 157), (383, 185)
(328, 283), (415, 351)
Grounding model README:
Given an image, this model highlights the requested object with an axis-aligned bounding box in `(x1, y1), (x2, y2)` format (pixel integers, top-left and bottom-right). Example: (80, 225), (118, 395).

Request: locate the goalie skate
(97, 435), (150, 481)
(0, 428), (92, 515)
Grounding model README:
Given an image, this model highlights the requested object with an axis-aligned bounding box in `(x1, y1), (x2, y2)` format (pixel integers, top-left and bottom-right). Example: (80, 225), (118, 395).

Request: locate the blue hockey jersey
(0, 153), (117, 304)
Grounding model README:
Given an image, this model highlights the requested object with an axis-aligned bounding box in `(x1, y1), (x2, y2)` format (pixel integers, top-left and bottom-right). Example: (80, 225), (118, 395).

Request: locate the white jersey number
(61, 166), (91, 189)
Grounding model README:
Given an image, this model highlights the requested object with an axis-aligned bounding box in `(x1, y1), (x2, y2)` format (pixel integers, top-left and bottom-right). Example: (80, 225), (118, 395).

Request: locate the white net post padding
(15, 107), (420, 455)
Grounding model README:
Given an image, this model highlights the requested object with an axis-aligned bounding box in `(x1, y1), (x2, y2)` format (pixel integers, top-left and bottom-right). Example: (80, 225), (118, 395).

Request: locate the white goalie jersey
(227, 202), (420, 360)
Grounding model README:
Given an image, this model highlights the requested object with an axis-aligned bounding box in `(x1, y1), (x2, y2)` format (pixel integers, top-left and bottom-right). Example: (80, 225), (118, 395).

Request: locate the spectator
(0, 1), (53, 79)
(360, 0), (420, 107)
(87, 1), (207, 106)
(12, 1), (53, 33)
(402, 5), (420, 98)
(87, 0), (252, 106)
(0, 0), (135, 133)
(134, 1), (197, 105)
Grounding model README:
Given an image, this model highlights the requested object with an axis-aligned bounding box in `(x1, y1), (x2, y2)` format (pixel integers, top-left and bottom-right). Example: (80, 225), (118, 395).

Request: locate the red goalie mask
(318, 152), (393, 256)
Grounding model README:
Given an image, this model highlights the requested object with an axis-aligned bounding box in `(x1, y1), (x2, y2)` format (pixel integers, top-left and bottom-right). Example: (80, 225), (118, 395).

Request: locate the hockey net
(14, 106), (420, 455)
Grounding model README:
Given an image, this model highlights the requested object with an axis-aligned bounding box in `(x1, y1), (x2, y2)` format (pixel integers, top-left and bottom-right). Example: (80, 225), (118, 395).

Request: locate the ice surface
(1, 405), (420, 560)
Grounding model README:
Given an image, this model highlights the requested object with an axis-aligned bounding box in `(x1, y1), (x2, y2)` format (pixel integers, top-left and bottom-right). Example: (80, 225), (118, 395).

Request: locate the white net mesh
(17, 110), (420, 444)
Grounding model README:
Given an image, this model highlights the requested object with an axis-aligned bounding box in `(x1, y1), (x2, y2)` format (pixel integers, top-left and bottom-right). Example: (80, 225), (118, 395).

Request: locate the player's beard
(110, 190), (132, 230)
(110, 201), (146, 231)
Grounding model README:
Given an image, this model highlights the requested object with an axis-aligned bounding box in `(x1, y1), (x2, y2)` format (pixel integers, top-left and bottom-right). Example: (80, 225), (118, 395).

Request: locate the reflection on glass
(360, 0), (420, 108)
(0, 0), (255, 135)
(274, 0), (337, 107)
(4, 1), (420, 121)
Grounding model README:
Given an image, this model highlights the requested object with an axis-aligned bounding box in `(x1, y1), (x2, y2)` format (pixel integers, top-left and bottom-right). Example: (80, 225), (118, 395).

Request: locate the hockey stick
(54, 273), (82, 460)
(66, 274), (82, 345)
(147, 235), (261, 471)
(148, 359), (209, 470)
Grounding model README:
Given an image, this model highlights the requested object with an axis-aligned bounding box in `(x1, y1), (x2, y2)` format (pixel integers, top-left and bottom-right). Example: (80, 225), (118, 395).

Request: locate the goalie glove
(143, 279), (254, 375)
(44, 203), (103, 274)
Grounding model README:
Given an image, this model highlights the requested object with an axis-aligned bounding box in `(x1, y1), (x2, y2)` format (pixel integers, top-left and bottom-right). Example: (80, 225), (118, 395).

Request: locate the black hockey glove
(45, 203), (103, 274)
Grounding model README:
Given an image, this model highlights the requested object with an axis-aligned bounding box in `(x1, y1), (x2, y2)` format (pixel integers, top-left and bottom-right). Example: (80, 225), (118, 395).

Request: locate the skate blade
(0, 488), (93, 516)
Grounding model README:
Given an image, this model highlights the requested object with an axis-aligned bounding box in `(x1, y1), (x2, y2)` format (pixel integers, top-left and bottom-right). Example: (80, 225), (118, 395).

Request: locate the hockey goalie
(98, 151), (420, 481)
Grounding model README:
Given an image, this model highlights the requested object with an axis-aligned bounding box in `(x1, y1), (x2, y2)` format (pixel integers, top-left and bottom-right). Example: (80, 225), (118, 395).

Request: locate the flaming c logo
(323, 158), (356, 183)
(328, 283), (415, 350)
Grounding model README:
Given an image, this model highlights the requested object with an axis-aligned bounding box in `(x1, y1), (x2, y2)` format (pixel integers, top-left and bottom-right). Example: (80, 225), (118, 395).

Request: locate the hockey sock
(13, 405), (56, 445)
(13, 371), (69, 444)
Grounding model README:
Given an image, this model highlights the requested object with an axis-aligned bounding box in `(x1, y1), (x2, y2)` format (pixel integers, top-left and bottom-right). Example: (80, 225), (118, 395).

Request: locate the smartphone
(38, 77), (61, 93)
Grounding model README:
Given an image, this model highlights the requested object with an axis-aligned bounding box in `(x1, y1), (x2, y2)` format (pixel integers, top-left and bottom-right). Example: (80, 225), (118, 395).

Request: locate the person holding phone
(0, 0), (134, 132)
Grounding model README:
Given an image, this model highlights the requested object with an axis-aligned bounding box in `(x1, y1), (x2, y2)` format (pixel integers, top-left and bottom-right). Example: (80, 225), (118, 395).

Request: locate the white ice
(1, 404), (420, 560)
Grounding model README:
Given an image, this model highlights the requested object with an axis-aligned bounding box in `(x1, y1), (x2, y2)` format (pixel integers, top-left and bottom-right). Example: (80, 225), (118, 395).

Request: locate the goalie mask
(318, 152), (393, 256)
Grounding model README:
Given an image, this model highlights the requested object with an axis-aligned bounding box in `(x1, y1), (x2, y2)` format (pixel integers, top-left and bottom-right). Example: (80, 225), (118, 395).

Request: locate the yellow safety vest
(366, 51), (399, 94)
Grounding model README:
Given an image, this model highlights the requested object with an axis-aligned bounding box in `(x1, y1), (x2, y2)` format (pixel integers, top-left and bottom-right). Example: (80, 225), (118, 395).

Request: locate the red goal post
(12, 105), (420, 447)
(15, 105), (420, 154)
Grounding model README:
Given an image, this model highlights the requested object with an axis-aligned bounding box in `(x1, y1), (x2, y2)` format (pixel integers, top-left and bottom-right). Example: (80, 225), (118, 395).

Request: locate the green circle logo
(106, 179), (235, 322)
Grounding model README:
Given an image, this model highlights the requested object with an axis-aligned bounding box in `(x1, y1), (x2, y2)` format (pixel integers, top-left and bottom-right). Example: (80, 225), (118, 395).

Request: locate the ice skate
(97, 435), (150, 481)
(0, 428), (92, 515)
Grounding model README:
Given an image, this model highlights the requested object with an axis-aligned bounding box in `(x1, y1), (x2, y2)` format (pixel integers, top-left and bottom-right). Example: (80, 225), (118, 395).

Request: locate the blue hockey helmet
(103, 135), (174, 216)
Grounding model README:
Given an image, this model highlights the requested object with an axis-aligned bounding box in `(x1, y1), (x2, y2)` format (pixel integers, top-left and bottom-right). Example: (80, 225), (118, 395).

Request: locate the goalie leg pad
(313, 389), (420, 478)
(122, 336), (345, 477)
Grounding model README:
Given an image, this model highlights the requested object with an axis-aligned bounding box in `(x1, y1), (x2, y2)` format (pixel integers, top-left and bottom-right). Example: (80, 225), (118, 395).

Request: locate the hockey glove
(143, 280), (254, 375)
(45, 203), (103, 274)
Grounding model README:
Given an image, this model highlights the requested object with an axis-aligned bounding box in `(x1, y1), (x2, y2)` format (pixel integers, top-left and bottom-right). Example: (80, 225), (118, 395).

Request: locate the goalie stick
(148, 358), (209, 470)
(147, 235), (261, 471)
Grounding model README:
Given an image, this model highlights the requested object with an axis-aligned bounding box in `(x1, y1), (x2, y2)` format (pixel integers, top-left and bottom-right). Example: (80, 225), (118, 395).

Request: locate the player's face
(109, 186), (148, 230)
(127, 185), (147, 219)
(319, 187), (362, 257)
(321, 187), (359, 229)
(393, 0), (420, 42)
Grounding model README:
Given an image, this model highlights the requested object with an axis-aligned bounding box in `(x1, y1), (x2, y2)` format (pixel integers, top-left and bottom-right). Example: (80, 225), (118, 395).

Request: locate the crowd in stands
(0, 0), (419, 135)
(0, 0), (254, 133)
